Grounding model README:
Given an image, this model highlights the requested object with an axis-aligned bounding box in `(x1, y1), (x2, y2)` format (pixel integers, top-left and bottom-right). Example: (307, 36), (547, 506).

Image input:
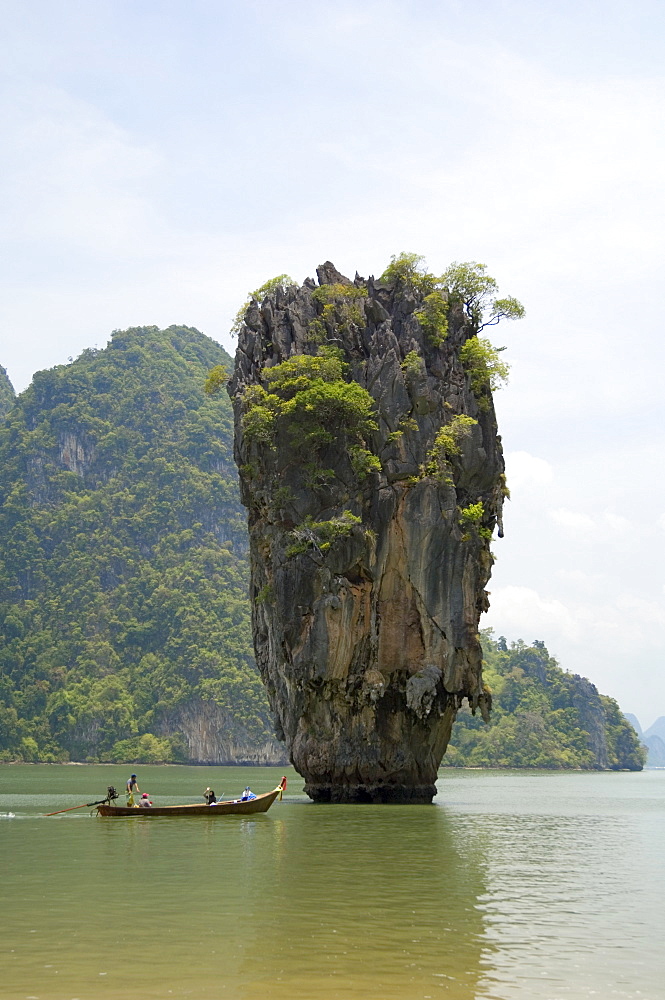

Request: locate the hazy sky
(2, 0), (664, 726)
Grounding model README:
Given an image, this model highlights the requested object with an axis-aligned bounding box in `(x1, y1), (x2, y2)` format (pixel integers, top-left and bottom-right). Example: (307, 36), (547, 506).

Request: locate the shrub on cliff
(286, 510), (362, 557)
(459, 501), (492, 540)
(424, 414), (478, 480)
(379, 254), (522, 413)
(380, 253), (524, 335)
(308, 284), (367, 341)
(240, 346), (378, 453)
(440, 261), (525, 330)
(459, 336), (510, 408)
(380, 252), (436, 294)
(231, 274), (296, 334)
(414, 291), (449, 346)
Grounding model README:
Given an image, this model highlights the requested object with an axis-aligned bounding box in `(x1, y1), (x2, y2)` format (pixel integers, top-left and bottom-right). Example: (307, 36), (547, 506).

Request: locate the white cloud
(601, 512), (632, 534)
(547, 508), (633, 536)
(504, 451), (554, 491)
(483, 582), (665, 725)
(548, 508), (597, 531)
(484, 585), (580, 641)
(613, 595), (665, 627)
(0, 86), (162, 251)
(557, 568), (605, 589)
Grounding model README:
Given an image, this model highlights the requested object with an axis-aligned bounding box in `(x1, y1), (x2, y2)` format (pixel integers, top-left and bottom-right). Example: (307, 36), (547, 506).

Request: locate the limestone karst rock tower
(230, 259), (512, 802)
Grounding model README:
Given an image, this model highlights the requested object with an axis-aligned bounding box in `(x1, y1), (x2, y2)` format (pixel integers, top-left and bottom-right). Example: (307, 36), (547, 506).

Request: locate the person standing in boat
(126, 773), (140, 806)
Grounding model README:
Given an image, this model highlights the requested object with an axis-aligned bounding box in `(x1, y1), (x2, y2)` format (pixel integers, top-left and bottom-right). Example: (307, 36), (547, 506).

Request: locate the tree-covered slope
(0, 366), (15, 419)
(0, 326), (282, 763)
(443, 633), (645, 770)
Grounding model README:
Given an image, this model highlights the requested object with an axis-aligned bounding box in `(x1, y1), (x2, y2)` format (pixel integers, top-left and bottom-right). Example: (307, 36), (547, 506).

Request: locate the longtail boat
(95, 779), (286, 818)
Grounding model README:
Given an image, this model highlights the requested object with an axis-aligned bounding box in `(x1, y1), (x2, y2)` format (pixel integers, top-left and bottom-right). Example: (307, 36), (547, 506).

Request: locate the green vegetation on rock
(311, 283), (367, 303)
(424, 414), (477, 480)
(380, 252), (524, 411)
(444, 633), (646, 770)
(308, 284), (367, 342)
(380, 253), (522, 408)
(459, 336), (510, 409)
(440, 261), (525, 330)
(0, 326), (276, 763)
(459, 501), (492, 540)
(380, 252), (437, 294)
(380, 253), (524, 335)
(286, 510), (363, 557)
(203, 364), (228, 396)
(414, 291), (449, 346)
(400, 351), (424, 379)
(240, 346), (378, 453)
(231, 274), (296, 335)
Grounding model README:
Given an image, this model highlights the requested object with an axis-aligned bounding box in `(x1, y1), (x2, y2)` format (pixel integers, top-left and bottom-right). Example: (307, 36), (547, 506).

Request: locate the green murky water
(1, 765), (663, 1000)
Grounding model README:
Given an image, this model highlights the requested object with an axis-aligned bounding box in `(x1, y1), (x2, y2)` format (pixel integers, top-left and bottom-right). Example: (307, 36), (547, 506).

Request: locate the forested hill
(0, 366), (15, 419)
(444, 633), (645, 770)
(0, 326), (283, 764)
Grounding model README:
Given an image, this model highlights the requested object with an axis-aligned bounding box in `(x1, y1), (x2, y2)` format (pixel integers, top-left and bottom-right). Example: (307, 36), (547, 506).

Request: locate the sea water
(1, 764), (663, 1000)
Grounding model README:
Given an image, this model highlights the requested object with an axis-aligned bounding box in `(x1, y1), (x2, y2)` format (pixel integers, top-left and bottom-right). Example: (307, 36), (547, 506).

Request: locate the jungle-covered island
(0, 264), (645, 777)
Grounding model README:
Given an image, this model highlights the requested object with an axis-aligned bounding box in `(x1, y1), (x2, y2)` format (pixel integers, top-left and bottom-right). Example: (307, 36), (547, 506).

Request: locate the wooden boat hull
(96, 786), (282, 817)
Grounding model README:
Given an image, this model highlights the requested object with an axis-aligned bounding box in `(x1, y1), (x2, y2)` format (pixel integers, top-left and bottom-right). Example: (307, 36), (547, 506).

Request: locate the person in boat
(203, 788), (217, 805)
(138, 793), (152, 808)
(126, 773), (140, 806)
(241, 786), (256, 801)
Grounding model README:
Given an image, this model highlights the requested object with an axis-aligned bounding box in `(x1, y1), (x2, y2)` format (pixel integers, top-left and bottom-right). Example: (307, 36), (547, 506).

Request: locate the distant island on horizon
(623, 714), (665, 767)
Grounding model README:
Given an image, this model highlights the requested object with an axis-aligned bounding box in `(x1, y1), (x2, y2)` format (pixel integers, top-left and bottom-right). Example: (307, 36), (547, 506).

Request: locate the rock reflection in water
(236, 802), (491, 1000)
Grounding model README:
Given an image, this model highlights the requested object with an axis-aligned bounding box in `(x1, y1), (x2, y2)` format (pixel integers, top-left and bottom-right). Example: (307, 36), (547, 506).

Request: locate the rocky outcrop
(156, 699), (287, 765)
(568, 673), (610, 767)
(59, 430), (95, 475)
(230, 263), (506, 802)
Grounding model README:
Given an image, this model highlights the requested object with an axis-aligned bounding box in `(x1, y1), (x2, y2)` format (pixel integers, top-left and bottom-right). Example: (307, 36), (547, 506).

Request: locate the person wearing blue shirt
(126, 773), (140, 806)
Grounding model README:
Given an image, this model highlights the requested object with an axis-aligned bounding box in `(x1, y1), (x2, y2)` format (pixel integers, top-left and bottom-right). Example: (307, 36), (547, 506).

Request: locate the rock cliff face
(156, 699), (287, 765)
(568, 674), (611, 767)
(230, 263), (506, 802)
